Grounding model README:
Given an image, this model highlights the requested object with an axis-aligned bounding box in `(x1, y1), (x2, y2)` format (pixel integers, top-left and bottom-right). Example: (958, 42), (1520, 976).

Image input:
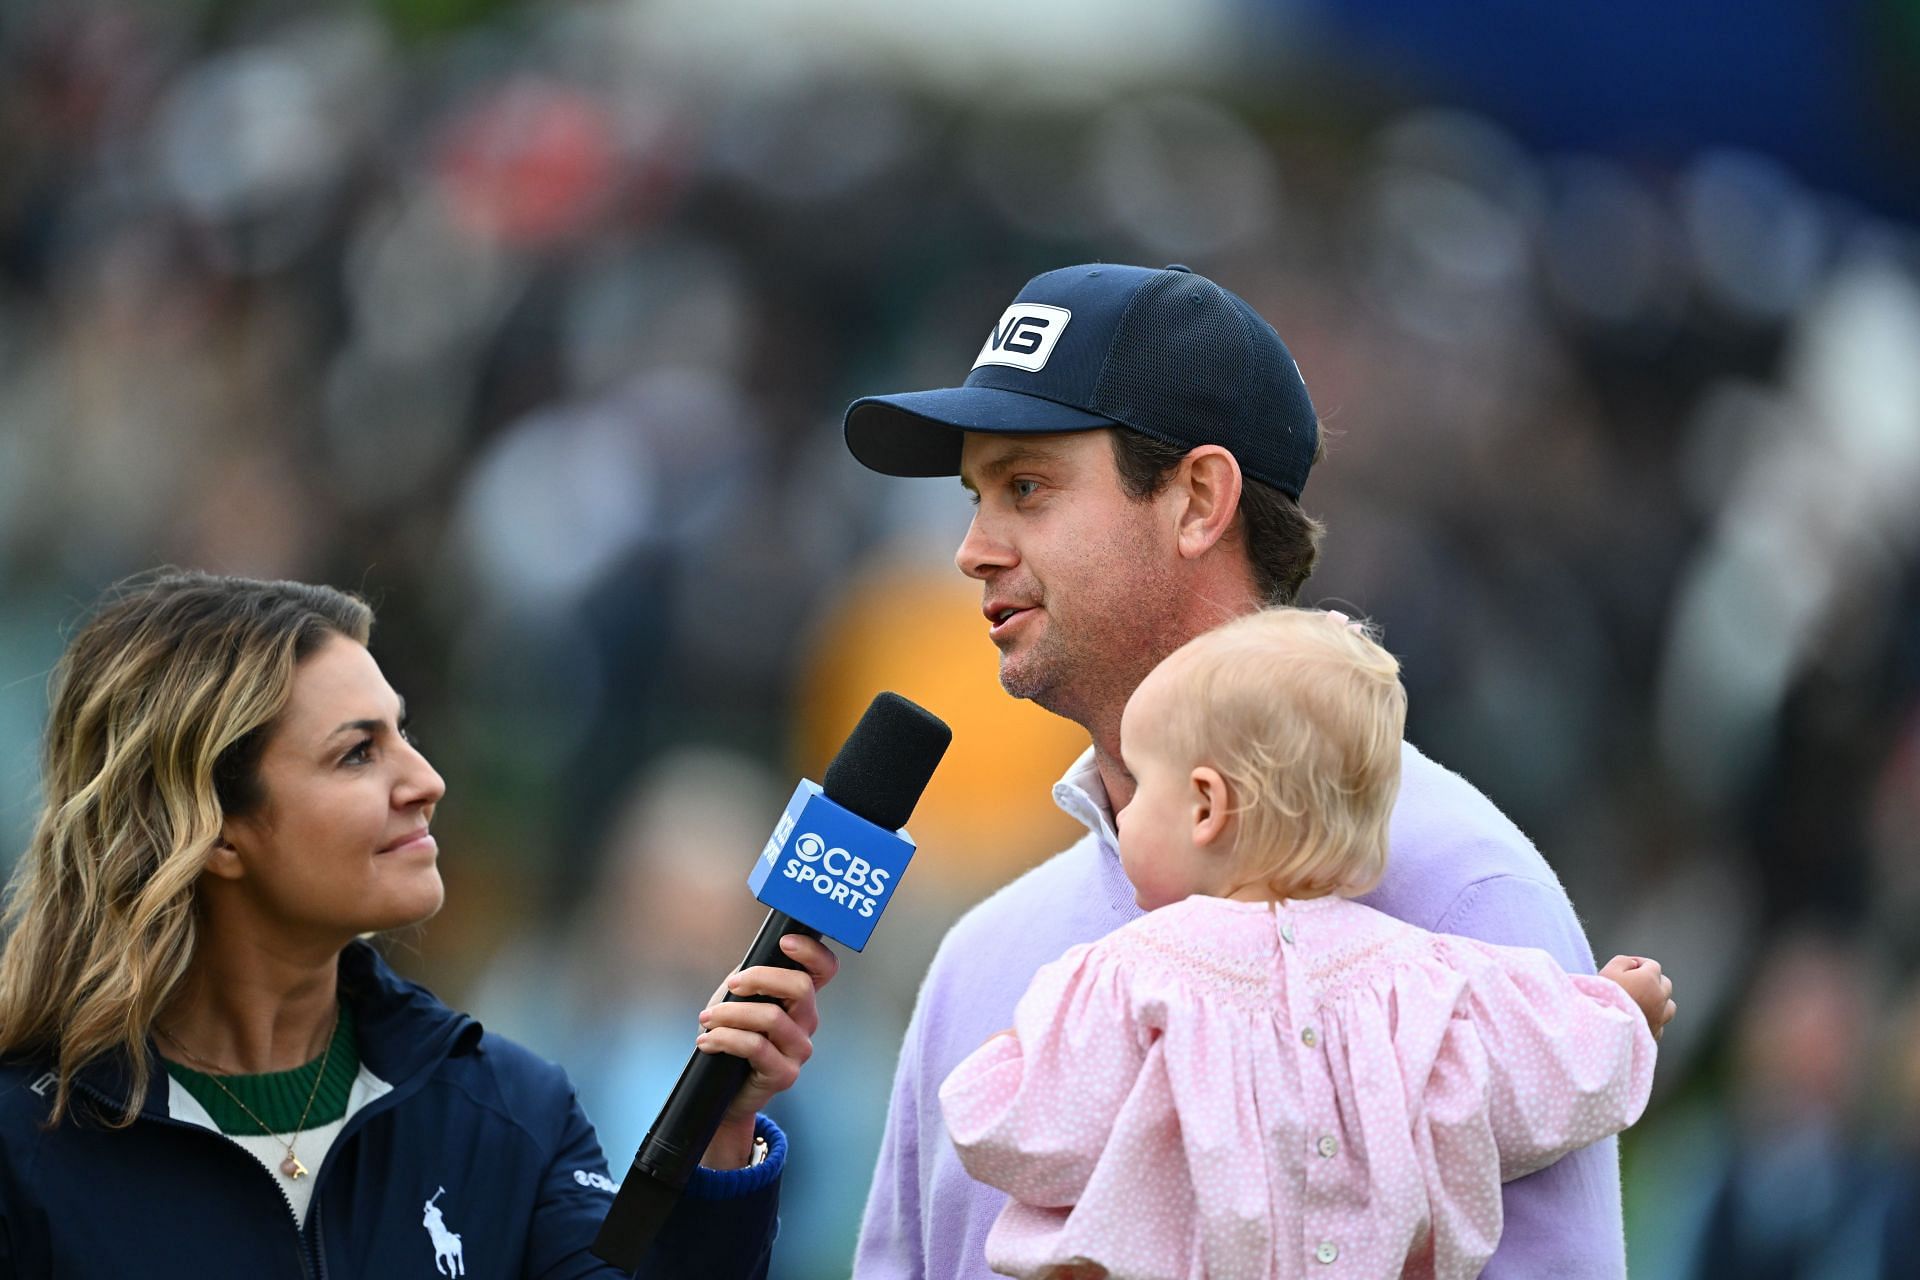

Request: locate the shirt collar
(1051, 746), (1119, 850)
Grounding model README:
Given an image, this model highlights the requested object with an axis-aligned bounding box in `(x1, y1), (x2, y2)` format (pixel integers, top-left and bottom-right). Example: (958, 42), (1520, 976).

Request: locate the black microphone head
(822, 692), (953, 831)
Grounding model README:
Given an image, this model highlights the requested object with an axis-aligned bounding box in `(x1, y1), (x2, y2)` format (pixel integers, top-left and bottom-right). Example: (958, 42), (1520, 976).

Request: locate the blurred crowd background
(3, 0), (1918, 1275)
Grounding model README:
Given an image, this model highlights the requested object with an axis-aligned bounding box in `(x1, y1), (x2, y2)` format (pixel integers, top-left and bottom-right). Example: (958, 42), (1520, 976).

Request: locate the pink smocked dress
(939, 894), (1656, 1280)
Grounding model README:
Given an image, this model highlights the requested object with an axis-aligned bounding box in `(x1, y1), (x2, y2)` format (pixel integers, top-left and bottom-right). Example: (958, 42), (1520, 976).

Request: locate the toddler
(939, 608), (1669, 1280)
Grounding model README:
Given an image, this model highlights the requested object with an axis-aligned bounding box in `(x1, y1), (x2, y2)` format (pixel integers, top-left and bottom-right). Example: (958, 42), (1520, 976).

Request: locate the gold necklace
(155, 1007), (340, 1180)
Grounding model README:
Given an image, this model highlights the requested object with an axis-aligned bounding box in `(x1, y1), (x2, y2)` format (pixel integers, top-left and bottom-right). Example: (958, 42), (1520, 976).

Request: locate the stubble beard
(996, 626), (1062, 709)
(996, 599), (1183, 734)
(994, 510), (1191, 732)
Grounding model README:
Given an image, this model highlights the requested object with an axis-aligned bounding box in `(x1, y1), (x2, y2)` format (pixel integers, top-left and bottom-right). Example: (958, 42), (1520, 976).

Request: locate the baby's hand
(1600, 955), (1676, 1040)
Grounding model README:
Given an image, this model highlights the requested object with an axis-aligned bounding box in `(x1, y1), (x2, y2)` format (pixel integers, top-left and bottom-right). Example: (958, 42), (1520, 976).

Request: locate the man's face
(956, 430), (1184, 725)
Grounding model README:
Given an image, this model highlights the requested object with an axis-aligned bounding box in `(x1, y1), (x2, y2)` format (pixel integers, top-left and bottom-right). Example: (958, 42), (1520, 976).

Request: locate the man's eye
(1011, 479), (1040, 499)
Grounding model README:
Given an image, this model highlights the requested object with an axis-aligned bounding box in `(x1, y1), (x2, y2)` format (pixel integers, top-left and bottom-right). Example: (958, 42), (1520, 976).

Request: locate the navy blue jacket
(0, 942), (782, 1278)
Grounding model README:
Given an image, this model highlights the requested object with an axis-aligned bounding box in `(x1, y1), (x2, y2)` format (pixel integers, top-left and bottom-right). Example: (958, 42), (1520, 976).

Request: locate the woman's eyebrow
(327, 697), (408, 740)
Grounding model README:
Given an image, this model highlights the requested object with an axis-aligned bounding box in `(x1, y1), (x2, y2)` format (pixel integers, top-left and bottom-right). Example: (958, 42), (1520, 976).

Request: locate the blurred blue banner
(1298, 0), (1920, 216)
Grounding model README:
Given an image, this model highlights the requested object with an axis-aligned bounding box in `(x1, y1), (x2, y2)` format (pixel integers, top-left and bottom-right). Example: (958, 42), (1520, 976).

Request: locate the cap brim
(844, 385), (1120, 478)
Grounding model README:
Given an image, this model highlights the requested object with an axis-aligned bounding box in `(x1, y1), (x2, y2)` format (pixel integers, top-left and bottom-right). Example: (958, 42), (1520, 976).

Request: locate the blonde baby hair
(1157, 608), (1405, 901)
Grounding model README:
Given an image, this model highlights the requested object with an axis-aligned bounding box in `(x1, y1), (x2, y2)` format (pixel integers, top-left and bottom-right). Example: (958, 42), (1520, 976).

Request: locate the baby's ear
(1190, 766), (1233, 848)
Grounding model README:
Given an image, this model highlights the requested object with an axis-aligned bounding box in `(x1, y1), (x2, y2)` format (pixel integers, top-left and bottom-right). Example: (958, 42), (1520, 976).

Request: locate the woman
(0, 570), (834, 1278)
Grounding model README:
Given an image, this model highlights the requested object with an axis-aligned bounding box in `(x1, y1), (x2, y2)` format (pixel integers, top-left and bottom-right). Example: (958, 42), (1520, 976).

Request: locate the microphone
(592, 691), (952, 1271)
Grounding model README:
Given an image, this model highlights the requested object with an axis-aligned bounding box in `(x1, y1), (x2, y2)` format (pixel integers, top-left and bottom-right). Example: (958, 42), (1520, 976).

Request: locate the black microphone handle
(645, 909), (822, 1178)
(593, 910), (821, 1272)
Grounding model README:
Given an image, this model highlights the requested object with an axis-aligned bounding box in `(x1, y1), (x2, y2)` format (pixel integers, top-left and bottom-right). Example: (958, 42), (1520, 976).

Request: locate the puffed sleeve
(1420, 936), (1656, 1189)
(938, 940), (1155, 1209)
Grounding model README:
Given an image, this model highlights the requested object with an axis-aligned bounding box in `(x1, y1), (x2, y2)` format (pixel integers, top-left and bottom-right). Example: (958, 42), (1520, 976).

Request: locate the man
(842, 262), (1665, 1278)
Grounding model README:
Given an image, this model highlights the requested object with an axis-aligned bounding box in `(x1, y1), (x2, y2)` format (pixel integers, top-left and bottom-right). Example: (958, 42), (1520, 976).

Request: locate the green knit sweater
(163, 1002), (360, 1134)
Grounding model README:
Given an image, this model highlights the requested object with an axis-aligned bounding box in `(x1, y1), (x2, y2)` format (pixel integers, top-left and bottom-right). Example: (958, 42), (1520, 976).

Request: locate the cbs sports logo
(781, 831), (893, 918)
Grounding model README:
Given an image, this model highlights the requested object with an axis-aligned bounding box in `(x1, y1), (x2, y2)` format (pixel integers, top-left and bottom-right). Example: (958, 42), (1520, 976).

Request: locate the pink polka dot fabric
(938, 895), (1656, 1280)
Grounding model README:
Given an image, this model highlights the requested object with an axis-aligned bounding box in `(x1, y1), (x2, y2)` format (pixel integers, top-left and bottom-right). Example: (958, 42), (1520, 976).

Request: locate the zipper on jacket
(74, 1078), (314, 1280)
(68, 999), (474, 1278)
(306, 1197), (328, 1280)
(76, 1070), (426, 1280)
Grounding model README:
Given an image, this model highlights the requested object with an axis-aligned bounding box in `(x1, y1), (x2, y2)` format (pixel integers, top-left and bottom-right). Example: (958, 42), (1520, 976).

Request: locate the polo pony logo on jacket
(422, 1186), (465, 1276)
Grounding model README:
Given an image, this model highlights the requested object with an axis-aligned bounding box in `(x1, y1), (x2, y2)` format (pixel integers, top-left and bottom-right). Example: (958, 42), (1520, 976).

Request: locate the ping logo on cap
(973, 304), (1071, 373)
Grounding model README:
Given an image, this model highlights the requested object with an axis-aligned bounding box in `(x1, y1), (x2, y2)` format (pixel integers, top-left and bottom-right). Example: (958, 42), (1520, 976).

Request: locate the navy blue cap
(844, 263), (1319, 499)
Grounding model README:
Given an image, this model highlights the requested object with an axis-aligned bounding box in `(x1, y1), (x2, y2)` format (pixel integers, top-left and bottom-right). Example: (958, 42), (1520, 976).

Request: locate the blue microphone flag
(747, 780), (915, 951)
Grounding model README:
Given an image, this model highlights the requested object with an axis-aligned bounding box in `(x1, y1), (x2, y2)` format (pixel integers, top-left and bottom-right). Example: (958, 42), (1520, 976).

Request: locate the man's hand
(1600, 954), (1676, 1041)
(694, 933), (839, 1168)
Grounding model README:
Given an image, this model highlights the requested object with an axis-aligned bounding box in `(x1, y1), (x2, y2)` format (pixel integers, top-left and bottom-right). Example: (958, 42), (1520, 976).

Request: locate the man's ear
(1171, 446), (1243, 562)
(1190, 766), (1234, 849)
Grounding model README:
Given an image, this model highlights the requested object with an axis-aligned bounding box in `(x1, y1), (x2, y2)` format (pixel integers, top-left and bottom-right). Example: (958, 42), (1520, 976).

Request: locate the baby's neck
(1220, 883), (1334, 906)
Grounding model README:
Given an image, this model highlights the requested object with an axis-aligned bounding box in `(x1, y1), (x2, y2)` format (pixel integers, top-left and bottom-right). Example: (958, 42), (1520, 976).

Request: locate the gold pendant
(282, 1154), (308, 1179)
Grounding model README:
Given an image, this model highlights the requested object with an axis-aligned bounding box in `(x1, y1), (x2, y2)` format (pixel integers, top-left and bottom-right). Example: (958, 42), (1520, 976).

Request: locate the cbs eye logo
(781, 830), (893, 917)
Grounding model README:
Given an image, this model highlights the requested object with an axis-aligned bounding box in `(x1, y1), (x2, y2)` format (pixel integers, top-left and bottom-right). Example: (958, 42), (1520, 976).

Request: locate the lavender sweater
(854, 742), (1626, 1279)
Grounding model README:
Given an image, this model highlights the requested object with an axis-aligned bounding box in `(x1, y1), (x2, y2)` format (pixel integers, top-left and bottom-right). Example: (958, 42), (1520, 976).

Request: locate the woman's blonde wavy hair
(0, 570), (371, 1126)
(1159, 608), (1405, 901)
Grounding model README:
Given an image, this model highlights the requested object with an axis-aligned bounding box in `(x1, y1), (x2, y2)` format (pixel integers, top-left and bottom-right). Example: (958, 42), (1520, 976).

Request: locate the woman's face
(215, 634), (447, 946)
